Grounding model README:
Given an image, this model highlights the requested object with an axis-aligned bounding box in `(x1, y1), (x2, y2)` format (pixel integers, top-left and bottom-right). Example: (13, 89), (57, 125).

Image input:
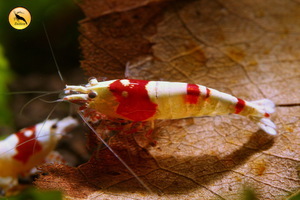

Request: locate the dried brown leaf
(78, 0), (168, 79)
(36, 0), (300, 199)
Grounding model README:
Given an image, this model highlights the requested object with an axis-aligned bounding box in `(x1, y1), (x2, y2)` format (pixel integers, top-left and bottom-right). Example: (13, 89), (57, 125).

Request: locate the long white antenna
(32, 103), (59, 154)
(77, 111), (154, 193)
(42, 23), (65, 84)
(19, 91), (61, 115)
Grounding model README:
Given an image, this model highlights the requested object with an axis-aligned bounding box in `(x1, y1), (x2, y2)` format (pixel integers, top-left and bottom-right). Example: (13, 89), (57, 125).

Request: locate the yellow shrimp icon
(9, 7), (31, 30)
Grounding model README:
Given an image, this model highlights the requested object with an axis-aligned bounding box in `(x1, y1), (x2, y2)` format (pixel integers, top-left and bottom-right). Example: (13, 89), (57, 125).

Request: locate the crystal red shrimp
(0, 116), (78, 190)
(63, 78), (276, 135)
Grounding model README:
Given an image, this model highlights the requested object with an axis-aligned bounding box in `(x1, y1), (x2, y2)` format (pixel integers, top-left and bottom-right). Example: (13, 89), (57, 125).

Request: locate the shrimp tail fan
(249, 99), (277, 135)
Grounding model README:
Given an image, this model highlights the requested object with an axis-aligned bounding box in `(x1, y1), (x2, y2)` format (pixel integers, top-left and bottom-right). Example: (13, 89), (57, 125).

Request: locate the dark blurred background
(0, 0), (85, 128)
(0, 0), (89, 166)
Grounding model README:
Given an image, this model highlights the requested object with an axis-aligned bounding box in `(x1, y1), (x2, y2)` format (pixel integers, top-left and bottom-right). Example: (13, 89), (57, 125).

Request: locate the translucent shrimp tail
(256, 118), (277, 135)
(250, 99), (275, 114)
(249, 99), (277, 135)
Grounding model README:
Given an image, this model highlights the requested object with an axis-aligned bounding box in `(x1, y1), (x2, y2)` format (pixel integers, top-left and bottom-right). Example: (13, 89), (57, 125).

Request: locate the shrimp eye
(88, 92), (97, 98)
(51, 124), (57, 129)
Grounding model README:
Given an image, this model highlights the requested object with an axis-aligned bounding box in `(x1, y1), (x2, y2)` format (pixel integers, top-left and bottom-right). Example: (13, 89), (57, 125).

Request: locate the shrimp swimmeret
(0, 116), (78, 191)
(63, 78), (276, 135)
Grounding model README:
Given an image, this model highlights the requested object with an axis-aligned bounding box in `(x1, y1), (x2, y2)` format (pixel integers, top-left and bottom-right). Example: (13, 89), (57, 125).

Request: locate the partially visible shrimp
(0, 116), (78, 191)
(64, 78), (276, 135)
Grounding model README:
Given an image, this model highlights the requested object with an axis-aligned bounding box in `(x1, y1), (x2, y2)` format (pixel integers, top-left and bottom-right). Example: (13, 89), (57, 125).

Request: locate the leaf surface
(36, 0), (300, 199)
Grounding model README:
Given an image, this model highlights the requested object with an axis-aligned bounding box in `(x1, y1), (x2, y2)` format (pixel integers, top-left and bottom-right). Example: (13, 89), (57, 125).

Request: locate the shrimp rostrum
(64, 78), (276, 135)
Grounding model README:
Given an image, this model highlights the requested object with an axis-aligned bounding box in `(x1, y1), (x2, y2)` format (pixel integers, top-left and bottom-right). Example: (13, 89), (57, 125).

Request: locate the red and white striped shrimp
(0, 116), (78, 190)
(63, 78), (276, 135)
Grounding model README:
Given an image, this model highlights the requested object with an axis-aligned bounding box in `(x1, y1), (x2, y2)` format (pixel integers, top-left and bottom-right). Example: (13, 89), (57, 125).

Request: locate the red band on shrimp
(13, 126), (43, 164)
(235, 98), (246, 114)
(186, 84), (200, 104)
(205, 88), (211, 99)
(109, 79), (157, 121)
